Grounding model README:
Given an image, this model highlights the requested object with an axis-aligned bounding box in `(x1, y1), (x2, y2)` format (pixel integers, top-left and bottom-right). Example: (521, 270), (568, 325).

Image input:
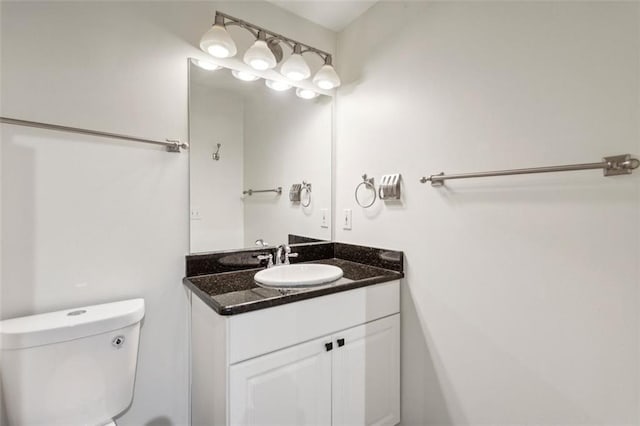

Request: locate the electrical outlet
(190, 207), (202, 220)
(343, 209), (352, 230)
(320, 208), (329, 228)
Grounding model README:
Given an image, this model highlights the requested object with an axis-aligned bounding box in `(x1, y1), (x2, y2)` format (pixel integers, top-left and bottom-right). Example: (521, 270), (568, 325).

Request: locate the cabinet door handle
(337, 338), (345, 347)
(325, 342), (333, 351)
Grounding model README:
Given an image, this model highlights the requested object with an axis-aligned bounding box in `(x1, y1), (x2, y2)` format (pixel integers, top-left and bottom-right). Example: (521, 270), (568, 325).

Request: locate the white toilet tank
(0, 298), (145, 426)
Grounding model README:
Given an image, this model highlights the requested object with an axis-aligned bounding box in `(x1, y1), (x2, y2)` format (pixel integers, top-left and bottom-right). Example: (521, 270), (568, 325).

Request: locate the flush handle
(112, 335), (125, 348)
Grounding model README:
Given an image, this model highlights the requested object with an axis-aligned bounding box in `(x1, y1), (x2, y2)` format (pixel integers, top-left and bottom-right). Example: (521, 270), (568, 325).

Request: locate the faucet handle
(256, 253), (273, 268)
(284, 252), (299, 265)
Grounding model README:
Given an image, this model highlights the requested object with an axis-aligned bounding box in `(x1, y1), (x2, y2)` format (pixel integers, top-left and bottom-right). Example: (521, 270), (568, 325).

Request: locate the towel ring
(355, 174), (376, 208)
(301, 181), (312, 207)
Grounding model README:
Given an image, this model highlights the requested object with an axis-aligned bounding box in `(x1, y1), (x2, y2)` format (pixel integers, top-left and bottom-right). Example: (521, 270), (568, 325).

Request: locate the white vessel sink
(254, 264), (343, 289)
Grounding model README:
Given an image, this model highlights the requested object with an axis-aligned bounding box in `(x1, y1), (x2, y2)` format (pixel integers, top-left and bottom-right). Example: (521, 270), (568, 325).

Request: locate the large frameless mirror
(188, 59), (333, 253)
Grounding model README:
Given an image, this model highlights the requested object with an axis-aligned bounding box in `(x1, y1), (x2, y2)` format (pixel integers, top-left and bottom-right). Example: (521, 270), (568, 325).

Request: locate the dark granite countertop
(183, 258), (403, 315)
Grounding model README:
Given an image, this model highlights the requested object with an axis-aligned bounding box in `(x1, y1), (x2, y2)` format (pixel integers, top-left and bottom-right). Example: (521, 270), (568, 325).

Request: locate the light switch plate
(190, 207), (202, 220)
(320, 208), (329, 228)
(343, 209), (352, 230)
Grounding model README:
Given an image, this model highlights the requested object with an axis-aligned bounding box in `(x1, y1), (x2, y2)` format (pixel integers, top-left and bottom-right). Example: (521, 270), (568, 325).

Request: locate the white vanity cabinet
(191, 280), (401, 426)
(331, 315), (400, 426)
(229, 315), (400, 426)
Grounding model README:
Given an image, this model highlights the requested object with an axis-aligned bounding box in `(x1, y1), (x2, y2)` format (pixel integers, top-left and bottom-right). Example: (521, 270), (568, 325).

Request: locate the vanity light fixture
(280, 44), (311, 81)
(232, 69), (260, 82)
(244, 31), (278, 71)
(313, 57), (341, 90)
(265, 80), (292, 91)
(199, 14), (237, 58)
(295, 88), (319, 100)
(200, 11), (341, 89)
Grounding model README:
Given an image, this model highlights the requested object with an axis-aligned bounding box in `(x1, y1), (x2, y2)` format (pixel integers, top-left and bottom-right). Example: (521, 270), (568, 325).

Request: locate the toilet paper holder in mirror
(290, 181), (312, 207)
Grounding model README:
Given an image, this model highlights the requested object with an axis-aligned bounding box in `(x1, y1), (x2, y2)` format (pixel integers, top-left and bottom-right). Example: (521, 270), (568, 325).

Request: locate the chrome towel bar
(421, 154), (639, 187)
(243, 187), (283, 196)
(0, 116), (188, 152)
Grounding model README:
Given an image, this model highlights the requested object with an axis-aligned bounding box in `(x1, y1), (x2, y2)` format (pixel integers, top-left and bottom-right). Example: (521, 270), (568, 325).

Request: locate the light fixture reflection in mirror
(296, 88), (319, 100)
(193, 59), (222, 71)
(231, 69), (260, 82)
(265, 80), (292, 91)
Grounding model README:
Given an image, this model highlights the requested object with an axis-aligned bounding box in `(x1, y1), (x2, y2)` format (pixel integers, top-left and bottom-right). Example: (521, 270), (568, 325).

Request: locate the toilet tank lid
(0, 298), (145, 350)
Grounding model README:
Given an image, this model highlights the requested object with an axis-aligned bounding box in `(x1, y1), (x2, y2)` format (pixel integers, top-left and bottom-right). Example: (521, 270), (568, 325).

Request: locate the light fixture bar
(215, 11), (333, 65)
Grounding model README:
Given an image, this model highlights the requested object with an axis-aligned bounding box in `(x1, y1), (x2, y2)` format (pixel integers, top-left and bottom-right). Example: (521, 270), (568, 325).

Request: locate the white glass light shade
(192, 59), (221, 71)
(280, 53), (311, 81)
(244, 40), (277, 71)
(200, 24), (237, 58)
(313, 64), (341, 90)
(265, 80), (292, 91)
(232, 70), (260, 82)
(295, 88), (319, 100)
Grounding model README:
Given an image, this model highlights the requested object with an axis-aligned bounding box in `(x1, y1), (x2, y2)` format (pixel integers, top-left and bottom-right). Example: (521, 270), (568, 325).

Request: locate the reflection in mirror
(189, 60), (332, 253)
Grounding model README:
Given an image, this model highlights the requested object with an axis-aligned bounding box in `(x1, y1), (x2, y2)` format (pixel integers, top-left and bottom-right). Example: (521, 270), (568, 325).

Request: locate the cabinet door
(332, 314), (400, 426)
(229, 336), (333, 426)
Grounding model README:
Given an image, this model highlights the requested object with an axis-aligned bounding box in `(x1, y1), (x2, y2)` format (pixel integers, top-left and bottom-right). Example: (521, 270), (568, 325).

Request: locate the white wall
(190, 85), (245, 252)
(1, 2), (335, 425)
(243, 92), (333, 246)
(336, 2), (640, 425)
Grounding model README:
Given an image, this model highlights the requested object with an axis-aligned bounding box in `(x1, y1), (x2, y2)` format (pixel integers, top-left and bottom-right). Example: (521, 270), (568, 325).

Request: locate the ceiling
(267, 1), (378, 32)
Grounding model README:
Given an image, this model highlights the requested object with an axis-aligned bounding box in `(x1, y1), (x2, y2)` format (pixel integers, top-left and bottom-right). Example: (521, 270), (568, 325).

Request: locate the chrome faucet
(275, 245), (286, 265)
(255, 239), (269, 248)
(275, 244), (299, 265)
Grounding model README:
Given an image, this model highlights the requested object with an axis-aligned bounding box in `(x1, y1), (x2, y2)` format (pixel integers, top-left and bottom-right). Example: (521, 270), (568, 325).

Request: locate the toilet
(0, 298), (145, 426)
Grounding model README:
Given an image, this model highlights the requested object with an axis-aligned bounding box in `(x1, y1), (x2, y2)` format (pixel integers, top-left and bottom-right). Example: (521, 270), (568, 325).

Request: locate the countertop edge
(183, 270), (404, 316)
(183, 276), (226, 313)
